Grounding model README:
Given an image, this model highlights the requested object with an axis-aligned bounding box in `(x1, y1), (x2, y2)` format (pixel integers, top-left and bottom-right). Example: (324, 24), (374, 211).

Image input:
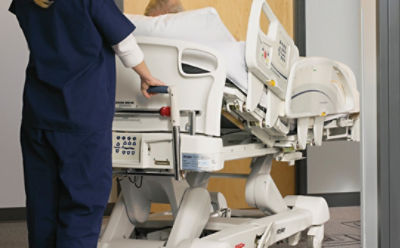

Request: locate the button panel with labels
(260, 44), (272, 66)
(112, 132), (141, 163)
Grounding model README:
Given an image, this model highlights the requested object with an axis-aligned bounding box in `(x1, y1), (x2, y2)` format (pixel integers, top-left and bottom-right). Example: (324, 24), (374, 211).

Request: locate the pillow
(125, 7), (236, 44)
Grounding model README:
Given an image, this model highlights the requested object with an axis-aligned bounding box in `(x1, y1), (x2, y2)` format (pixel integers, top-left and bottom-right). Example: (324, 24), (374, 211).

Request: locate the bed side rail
(114, 36), (226, 136)
(245, 0), (299, 100)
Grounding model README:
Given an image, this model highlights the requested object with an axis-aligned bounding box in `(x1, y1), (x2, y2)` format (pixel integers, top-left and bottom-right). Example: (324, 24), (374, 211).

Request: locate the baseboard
(0, 203), (115, 222)
(0, 207), (26, 222)
(309, 192), (360, 207)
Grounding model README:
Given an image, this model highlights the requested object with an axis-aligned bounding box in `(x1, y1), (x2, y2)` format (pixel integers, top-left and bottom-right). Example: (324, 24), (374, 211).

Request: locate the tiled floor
(271, 207), (361, 248)
(0, 207), (360, 248)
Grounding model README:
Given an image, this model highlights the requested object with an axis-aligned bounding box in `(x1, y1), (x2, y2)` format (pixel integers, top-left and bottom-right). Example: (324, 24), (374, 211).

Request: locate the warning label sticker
(182, 153), (216, 171)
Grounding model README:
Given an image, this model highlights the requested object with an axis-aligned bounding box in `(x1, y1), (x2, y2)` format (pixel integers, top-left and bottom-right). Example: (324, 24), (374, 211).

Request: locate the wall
(0, 0), (29, 208)
(360, 0), (378, 246)
(124, 0), (295, 209)
(305, 0), (361, 194)
(361, 0), (378, 248)
(125, 0), (293, 41)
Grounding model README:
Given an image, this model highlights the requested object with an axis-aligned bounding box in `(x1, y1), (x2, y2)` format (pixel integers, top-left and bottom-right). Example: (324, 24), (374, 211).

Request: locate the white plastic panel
(111, 130), (224, 172)
(181, 135), (224, 172)
(285, 57), (359, 118)
(112, 132), (174, 169)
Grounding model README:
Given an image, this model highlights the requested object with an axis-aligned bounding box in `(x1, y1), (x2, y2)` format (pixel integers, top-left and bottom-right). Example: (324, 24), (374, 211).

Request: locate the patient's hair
(145, 0), (184, 16)
(33, 0), (54, 8)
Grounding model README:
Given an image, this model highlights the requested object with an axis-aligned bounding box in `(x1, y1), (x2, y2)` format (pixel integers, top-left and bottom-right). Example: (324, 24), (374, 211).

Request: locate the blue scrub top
(9, 0), (135, 132)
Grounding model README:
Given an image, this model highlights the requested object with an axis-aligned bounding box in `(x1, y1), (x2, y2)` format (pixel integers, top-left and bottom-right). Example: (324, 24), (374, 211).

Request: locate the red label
(235, 243), (245, 248)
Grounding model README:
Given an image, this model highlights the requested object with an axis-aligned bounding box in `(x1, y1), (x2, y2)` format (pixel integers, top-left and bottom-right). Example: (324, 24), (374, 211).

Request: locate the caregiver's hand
(140, 75), (165, 99)
(133, 61), (165, 98)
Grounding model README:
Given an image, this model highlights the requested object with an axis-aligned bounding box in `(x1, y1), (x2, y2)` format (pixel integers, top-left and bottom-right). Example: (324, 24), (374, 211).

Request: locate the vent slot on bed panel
(181, 49), (218, 73)
(181, 63), (210, 75)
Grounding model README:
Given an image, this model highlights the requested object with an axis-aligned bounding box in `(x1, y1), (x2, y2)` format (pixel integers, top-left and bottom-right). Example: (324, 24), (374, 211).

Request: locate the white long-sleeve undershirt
(112, 33), (144, 68)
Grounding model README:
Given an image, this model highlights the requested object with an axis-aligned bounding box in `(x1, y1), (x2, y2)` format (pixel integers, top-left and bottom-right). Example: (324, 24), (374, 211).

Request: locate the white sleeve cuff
(113, 33), (144, 68)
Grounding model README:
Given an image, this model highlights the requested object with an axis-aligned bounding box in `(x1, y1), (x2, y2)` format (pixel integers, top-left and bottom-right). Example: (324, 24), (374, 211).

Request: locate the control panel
(259, 42), (272, 67)
(112, 132), (141, 164)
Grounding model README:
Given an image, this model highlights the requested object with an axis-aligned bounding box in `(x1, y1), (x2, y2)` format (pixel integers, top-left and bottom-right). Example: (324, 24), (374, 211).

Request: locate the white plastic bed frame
(98, 0), (360, 248)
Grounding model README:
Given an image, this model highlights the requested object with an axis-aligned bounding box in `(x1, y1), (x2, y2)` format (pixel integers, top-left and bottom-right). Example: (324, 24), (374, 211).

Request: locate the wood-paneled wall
(124, 0), (293, 41)
(123, 0), (295, 209)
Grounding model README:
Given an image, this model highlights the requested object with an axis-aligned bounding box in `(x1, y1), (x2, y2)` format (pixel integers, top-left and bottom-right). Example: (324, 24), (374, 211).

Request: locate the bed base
(99, 156), (328, 248)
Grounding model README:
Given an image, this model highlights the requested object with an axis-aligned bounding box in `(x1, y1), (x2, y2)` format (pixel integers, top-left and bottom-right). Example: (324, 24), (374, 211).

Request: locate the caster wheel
(288, 232), (301, 246)
(307, 225), (324, 248)
(307, 235), (322, 248)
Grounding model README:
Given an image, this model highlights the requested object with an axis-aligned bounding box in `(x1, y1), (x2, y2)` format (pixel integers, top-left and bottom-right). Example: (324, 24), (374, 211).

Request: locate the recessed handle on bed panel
(247, 0), (278, 39)
(178, 47), (223, 79)
(261, 0), (279, 29)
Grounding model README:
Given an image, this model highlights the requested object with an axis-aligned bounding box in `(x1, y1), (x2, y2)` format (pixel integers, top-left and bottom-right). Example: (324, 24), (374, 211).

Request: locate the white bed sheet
(206, 41), (248, 93)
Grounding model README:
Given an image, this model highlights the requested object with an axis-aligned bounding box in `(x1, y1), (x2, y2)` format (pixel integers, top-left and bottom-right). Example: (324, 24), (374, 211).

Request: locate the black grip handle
(147, 86), (169, 94)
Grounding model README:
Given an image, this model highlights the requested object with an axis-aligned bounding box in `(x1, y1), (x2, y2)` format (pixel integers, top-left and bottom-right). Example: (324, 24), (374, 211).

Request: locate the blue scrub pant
(20, 125), (112, 248)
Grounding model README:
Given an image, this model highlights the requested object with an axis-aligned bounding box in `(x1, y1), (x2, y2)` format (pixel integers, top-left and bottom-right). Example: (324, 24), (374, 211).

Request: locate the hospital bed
(98, 0), (360, 247)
